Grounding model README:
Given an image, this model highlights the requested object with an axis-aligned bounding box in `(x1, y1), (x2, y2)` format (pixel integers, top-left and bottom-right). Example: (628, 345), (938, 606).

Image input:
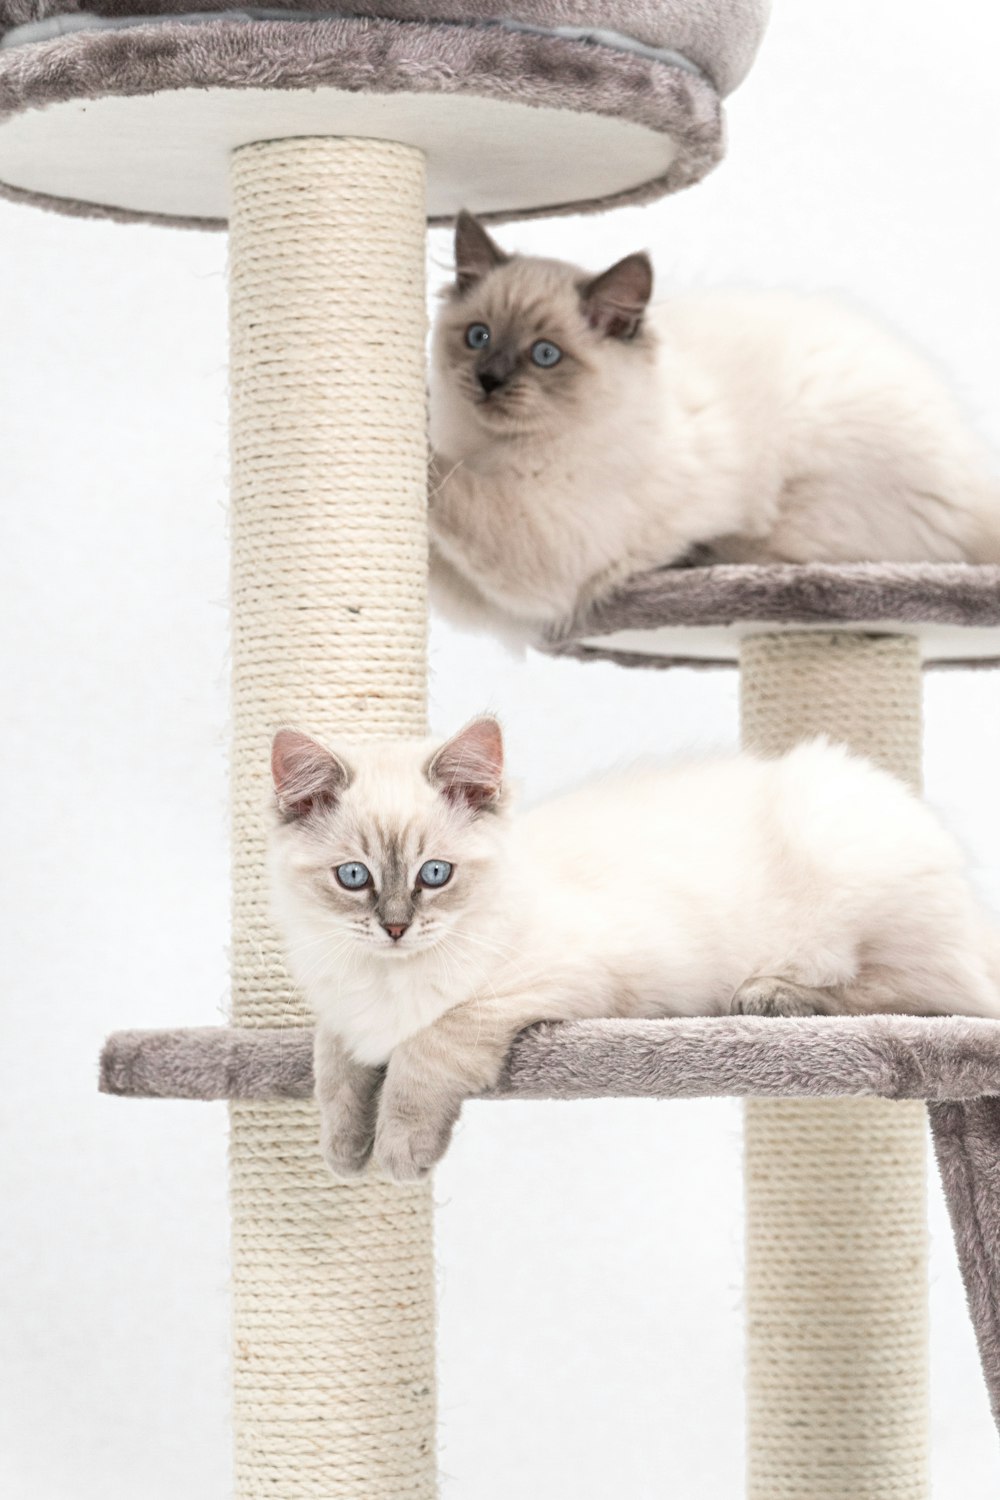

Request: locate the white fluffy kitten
(269, 716), (1000, 1182)
(429, 214), (1000, 632)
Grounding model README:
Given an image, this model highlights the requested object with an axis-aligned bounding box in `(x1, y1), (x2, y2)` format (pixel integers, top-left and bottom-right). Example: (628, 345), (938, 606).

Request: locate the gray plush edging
(0, 0), (772, 98)
(100, 1015), (1000, 1104)
(556, 561), (1000, 636)
(543, 562), (1000, 669)
(0, 14), (723, 227)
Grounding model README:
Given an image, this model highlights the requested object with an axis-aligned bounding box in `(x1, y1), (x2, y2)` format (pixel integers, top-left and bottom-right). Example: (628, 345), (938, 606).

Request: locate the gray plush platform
(100, 1015), (1000, 1103)
(0, 1), (770, 225)
(99, 1013), (1000, 1432)
(544, 562), (1000, 669)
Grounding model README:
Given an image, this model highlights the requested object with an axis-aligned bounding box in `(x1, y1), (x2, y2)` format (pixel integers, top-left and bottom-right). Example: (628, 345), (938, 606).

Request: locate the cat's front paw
(319, 1112), (376, 1180)
(373, 1104), (459, 1184)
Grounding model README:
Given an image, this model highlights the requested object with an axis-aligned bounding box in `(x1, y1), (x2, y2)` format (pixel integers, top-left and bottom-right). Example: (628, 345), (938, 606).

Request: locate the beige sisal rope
(228, 138), (435, 1498)
(740, 632), (929, 1500)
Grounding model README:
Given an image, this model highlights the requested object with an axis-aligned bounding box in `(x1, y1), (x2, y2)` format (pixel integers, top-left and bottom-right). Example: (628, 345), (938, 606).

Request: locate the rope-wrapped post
(740, 632), (929, 1500)
(228, 138), (435, 1498)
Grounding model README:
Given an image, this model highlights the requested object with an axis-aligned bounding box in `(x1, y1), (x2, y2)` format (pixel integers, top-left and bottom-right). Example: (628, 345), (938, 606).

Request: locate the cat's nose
(478, 366), (508, 395)
(383, 922), (410, 942)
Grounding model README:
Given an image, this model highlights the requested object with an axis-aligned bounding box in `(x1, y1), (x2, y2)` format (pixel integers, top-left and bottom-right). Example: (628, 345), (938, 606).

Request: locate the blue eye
(335, 862), (371, 890)
(465, 323), (491, 350)
(418, 859), (453, 889)
(531, 339), (562, 368)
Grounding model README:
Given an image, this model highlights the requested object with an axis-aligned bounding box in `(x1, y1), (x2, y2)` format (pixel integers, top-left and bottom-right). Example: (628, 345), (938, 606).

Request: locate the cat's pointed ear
(271, 729), (350, 822)
(454, 211), (508, 293)
(427, 716), (505, 813)
(581, 252), (653, 339)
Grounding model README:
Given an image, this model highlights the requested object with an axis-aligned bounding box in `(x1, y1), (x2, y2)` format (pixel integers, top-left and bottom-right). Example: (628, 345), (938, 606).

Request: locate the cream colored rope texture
(740, 632), (929, 1500)
(228, 138), (435, 1499)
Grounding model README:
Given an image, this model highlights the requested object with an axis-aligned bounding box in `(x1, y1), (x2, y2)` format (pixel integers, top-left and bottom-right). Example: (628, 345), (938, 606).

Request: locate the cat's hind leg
(730, 970), (934, 1018)
(732, 955), (1000, 1020)
(731, 975), (839, 1018)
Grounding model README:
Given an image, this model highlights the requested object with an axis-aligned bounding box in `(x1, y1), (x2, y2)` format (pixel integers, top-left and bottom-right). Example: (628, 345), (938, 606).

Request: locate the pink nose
(384, 923), (409, 942)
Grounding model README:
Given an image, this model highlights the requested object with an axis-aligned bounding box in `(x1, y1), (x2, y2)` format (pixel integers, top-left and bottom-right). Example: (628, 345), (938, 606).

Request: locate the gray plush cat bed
(0, 0), (770, 225)
(543, 561), (1000, 669)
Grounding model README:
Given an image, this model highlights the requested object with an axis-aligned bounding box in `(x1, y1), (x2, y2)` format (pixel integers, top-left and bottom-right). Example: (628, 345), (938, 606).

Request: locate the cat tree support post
(0, 6), (772, 1488)
(228, 138), (435, 1498)
(740, 633), (929, 1500)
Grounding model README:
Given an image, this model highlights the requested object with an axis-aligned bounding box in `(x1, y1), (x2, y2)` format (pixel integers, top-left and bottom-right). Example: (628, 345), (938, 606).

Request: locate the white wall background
(3, 2), (1000, 1495)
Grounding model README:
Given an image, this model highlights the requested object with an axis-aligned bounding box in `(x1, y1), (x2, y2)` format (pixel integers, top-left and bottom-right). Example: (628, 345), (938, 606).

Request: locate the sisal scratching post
(228, 139), (435, 1498)
(740, 633), (929, 1500)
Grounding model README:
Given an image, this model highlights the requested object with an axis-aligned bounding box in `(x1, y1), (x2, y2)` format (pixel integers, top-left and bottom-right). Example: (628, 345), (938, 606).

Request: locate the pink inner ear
(271, 730), (346, 818)
(589, 308), (639, 340)
(430, 717), (504, 812)
(583, 254), (652, 340)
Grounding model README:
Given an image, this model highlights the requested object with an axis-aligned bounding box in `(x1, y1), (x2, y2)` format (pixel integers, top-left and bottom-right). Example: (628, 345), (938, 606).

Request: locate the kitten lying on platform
(429, 214), (1000, 634)
(269, 717), (1000, 1182)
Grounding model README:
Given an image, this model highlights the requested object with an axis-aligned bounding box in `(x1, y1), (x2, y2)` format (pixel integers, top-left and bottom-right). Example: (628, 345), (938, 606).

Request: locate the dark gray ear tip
(583, 251), (654, 296)
(627, 251), (655, 287)
(455, 208), (489, 243)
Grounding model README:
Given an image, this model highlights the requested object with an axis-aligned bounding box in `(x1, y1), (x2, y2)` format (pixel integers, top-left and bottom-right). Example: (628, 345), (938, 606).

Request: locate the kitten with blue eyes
(269, 716), (512, 1178)
(428, 212), (1000, 633)
(269, 716), (1000, 1183)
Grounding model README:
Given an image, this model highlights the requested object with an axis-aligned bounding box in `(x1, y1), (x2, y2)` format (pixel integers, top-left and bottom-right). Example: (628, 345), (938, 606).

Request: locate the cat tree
(6, 1), (999, 1495)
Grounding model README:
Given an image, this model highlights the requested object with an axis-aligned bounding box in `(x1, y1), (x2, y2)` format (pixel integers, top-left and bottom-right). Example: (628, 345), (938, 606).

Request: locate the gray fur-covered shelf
(100, 1013), (1000, 1104)
(543, 561), (1000, 669)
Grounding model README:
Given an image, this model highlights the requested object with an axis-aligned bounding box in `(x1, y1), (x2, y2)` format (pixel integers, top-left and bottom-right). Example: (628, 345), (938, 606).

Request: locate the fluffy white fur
(429, 217), (1000, 632)
(269, 719), (1000, 1180)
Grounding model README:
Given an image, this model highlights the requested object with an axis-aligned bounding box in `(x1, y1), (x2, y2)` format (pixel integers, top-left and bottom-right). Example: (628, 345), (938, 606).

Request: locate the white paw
(373, 1111), (456, 1184)
(319, 1117), (375, 1180)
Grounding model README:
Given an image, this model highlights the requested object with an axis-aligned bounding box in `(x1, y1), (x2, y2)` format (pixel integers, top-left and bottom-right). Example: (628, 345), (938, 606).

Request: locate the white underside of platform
(0, 86), (677, 219)
(578, 621), (1000, 665)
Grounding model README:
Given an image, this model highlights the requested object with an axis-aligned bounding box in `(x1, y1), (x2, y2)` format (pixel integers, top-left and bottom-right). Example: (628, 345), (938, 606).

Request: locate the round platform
(0, 3), (770, 225)
(542, 563), (1000, 669)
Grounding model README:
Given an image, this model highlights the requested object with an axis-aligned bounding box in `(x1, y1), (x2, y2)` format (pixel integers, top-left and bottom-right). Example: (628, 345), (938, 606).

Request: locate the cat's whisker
(288, 934), (360, 994)
(282, 928), (360, 960)
(436, 938), (496, 1050)
(446, 927), (538, 987)
(437, 935), (521, 1050)
(428, 457), (466, 502)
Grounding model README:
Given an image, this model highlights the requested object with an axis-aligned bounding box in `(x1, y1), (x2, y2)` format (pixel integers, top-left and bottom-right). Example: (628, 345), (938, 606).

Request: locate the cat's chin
(368, 939), (441, 961)
(471, 400), (537, 437)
